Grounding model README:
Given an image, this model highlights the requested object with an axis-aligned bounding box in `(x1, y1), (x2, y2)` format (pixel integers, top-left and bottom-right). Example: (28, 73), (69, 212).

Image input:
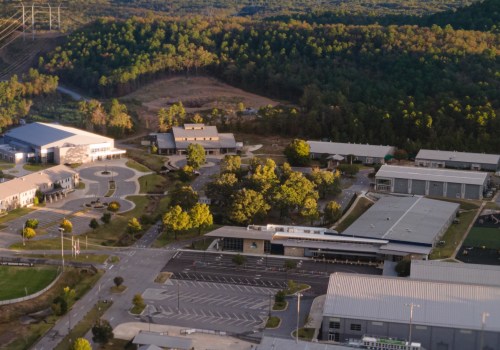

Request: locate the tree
(206, 173), (238, 207)
(394, 149), (409, 162)
(89, 218), (99, 231)
(127, 217), (142, 238)
(310, 169), (341, 199)
(163, 205), (191, 240)
(170, 186), (199, 210)
(275, 290), (285, 303)
(189, 203), (213, 235)
(71, 338), (92, 350)
(273, 171), (318, 218)
(92, 319), (114, 345)
(229, 189), (270, 225)
(107, 201), (121, 213)
(113, 276), (124, 287)
(337, 164), (359, 177)
(101, 212), (111, 224)
(220, 155), (241, 174)
(59, 219), (73, 233)
(284, 139), (310, 166)
(300, 197), (320, 225)
(158, 102), (185, 132)
(107, 99), (133, 137)
(395, 259), (411, 277)
(132, 293), (145, 308)
(191, 113), (203, 124)
(22, 227), (36, 241)
(179, 165), (195, 182)
(186, 143), (206, 169)
(323, 201), (342, 225)
(249, 158), (278, 194)
(232, 254), (246, 266)
(25, 218), (39, 229)
(51, 295), (68, 315)
(151, 144), (158, 154)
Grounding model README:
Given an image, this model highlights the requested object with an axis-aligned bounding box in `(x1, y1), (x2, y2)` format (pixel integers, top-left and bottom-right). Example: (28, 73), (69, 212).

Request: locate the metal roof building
(415, 149), (500, 172)
(410, 260), (500, 287)
(151, 124), (236, 155)
(307, 141), (395, 165)
(133, 331), (193, 349)
(375, 165), (489, 199)
(322, 273), (500, 350)
(341, 196), (459, 247)
(257, 336), (353, 349)
(1, 122), (125, 164)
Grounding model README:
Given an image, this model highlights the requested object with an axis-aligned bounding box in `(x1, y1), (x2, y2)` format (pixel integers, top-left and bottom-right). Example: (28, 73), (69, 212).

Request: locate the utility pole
(59, 227), (65, 271)
(479, 312), (490, 350)
(177, 280), (180, 314)
(405, 303), (420, 346)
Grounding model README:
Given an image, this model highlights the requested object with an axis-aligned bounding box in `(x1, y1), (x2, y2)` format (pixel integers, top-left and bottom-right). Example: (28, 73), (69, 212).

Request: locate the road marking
(108, 265), (114, 270)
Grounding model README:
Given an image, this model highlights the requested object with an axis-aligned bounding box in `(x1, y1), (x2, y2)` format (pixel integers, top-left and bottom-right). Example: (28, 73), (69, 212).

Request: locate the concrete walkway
(304, 294), (325, 340)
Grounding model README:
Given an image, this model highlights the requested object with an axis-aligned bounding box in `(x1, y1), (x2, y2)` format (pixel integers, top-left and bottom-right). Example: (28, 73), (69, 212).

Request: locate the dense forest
(41, 11), (500, 153)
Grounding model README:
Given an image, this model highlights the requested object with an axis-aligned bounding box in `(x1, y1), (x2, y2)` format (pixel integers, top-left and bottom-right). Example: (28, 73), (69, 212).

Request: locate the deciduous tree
(230, 189), (270, 225)
(187, 143), (206, 169)
(163, 205), (191, 240)
(189, 203), (213, 235)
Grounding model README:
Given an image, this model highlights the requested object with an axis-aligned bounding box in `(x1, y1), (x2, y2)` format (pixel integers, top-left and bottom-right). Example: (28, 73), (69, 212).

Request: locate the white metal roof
(324, 273), (500, 332)
(133, 331), (193, 349)
(172, 124), (219, 139)
(341, 196), (459, 245)
(205, 226), (276, 241)
(416, 149), (500, 166)
(307, 141), (395, 158)
(273, 232), (388, 244)
(257, 336), (353, 350)
(376, 165), (488, 186)
(411, 260), (500, 287)
(4, 123), (113, 148)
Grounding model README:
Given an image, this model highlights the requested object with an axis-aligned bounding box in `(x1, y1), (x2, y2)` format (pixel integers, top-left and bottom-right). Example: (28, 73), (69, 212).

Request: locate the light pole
(59, 227), (65, 271)
(479, 311), (490, 350)
(177, 280), (180, 314)
(405, 303), (420, 346)
(296, 292), (303, 343)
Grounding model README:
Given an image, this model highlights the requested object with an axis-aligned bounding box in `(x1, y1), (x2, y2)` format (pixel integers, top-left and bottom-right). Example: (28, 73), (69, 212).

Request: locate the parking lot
(142, 279), (275, 333)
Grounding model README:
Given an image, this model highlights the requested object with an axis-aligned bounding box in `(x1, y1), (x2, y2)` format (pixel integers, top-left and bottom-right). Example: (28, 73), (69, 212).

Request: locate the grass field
(126, 159), (152, 172)
(0, 207), (36, 225)
(429, 210), (478, 259)
(139, 174), (169, 193)
(23, 254), (110, 264)
(0, 266), (59, 301)
(266, 316), (281, 328)
(464, 227), (500, 249)
(335, 197), (373, 232)
(22, 163), (56, 172)
(126, 148), (166, 172)
(292, 328), (315, 340)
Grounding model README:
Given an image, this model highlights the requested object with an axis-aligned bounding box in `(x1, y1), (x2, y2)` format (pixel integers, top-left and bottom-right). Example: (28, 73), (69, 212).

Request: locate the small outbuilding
(307, 141), (395, 165)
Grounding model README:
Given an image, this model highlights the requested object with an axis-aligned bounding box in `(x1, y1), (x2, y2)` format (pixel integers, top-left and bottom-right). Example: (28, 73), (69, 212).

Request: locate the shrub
(101, 212), (112, 224)
(275, 290), (286, 303)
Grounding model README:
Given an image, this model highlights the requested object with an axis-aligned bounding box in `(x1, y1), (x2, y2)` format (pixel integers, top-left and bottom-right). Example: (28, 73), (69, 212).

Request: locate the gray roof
(416, 149), (500, 165)
(133, 331), (193, 349)
(341, 196), (459, 245)
(172, 124), (219, 139)
(324, 273), (500, 332)
(257, 336), (353, 350)
(206, 226), (276, 240)
(376, 165), (489, 186)
(4, 122), (113, 148)
(153, 133), (176, 149)
(138, 345), (162, 350)
(307, 141), (395, 158)
(411, 260), (500, 287)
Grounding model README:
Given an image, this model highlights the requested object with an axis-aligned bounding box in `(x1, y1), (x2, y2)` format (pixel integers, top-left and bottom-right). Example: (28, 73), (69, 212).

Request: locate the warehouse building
(307, 141), (395, 165)
(1, 122), (125, 164)
(375, 165), (489, 200)
(206, 196), (458, 261)
(322, 273), (500, 350)
(415, 149), (500, 172)
(150, 124), (236, 155)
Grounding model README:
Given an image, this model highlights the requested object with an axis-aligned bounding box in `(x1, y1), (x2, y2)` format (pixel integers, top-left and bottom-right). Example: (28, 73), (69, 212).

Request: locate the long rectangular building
(322, 273), (500, 350)
(307, 141), (395, 165)
(415, 149), (500, 172)
(375, 165), (489, 200)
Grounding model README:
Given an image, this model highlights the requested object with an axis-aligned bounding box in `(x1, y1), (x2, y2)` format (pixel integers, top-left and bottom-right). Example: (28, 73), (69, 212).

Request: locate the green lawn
(0, 161), (14, 170)
(22, 163), (56, 172)
(335, 197), (373, 232)
(292, 328), (315, 340)
(266, 316), (281, 328)
(126, 159), (152, 172)
(0, 266), (59, 300)
(126, 149), (166, 172)
(272, 301), (288, 311)
(464, 227), (500, 249)
(153, 226), (216, 248)
(139, 174), (169, 193)
(430, 210), (478, 259)
(23, 254), (110, 264)
(0, 207), (36, 225)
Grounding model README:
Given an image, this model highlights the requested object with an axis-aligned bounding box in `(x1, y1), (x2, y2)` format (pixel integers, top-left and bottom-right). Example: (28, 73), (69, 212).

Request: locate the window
(350, 324), (361, 331)
(329, 321), (340, 329)
(250, 242), (258, 249)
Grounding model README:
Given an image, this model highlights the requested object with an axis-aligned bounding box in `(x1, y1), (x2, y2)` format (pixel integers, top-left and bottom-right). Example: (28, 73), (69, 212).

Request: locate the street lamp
(480, 311), (490, 350)
(59, 227), (65, 271)
(405, 303), (420, 346)
(295, 292), (303, 344)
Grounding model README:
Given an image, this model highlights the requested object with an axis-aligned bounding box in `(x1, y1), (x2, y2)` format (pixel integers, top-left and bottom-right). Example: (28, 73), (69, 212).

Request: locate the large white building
(0, 165), (79, 211)
(0, 122), (125, 164)
(415, 149), (500, 172)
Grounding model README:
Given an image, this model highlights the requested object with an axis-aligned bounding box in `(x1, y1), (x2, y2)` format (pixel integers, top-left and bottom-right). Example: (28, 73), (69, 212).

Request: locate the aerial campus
(0, 1), (500, 350)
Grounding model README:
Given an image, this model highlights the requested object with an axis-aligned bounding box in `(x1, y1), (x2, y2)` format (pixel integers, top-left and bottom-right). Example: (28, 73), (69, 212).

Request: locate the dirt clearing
(123, 76), (279, 114)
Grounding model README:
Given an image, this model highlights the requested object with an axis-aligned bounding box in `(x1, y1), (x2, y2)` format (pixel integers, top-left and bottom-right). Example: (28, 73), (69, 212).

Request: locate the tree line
(41, 13), (500, 153)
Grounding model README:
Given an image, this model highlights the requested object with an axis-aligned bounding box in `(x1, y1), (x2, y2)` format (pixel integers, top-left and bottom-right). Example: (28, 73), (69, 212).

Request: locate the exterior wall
(243, 239), (265, 254)
(416, 158), (499, 172)
(321, 316), (500, 350)
(284, 246), (305, 257)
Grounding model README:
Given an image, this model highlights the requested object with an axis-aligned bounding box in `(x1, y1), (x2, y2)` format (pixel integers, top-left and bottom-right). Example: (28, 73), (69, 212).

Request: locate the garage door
(464, 184), (480, 200)
(394, 178), (408, 194)
(446, 183), (462, 199)
(411, 180), (426, 195)
(428, 181), (444, 197)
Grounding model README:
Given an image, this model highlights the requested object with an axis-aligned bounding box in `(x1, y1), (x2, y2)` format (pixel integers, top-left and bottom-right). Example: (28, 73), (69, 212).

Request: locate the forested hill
(41, 17), (500, 153)
(268, 0), (499, 32)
